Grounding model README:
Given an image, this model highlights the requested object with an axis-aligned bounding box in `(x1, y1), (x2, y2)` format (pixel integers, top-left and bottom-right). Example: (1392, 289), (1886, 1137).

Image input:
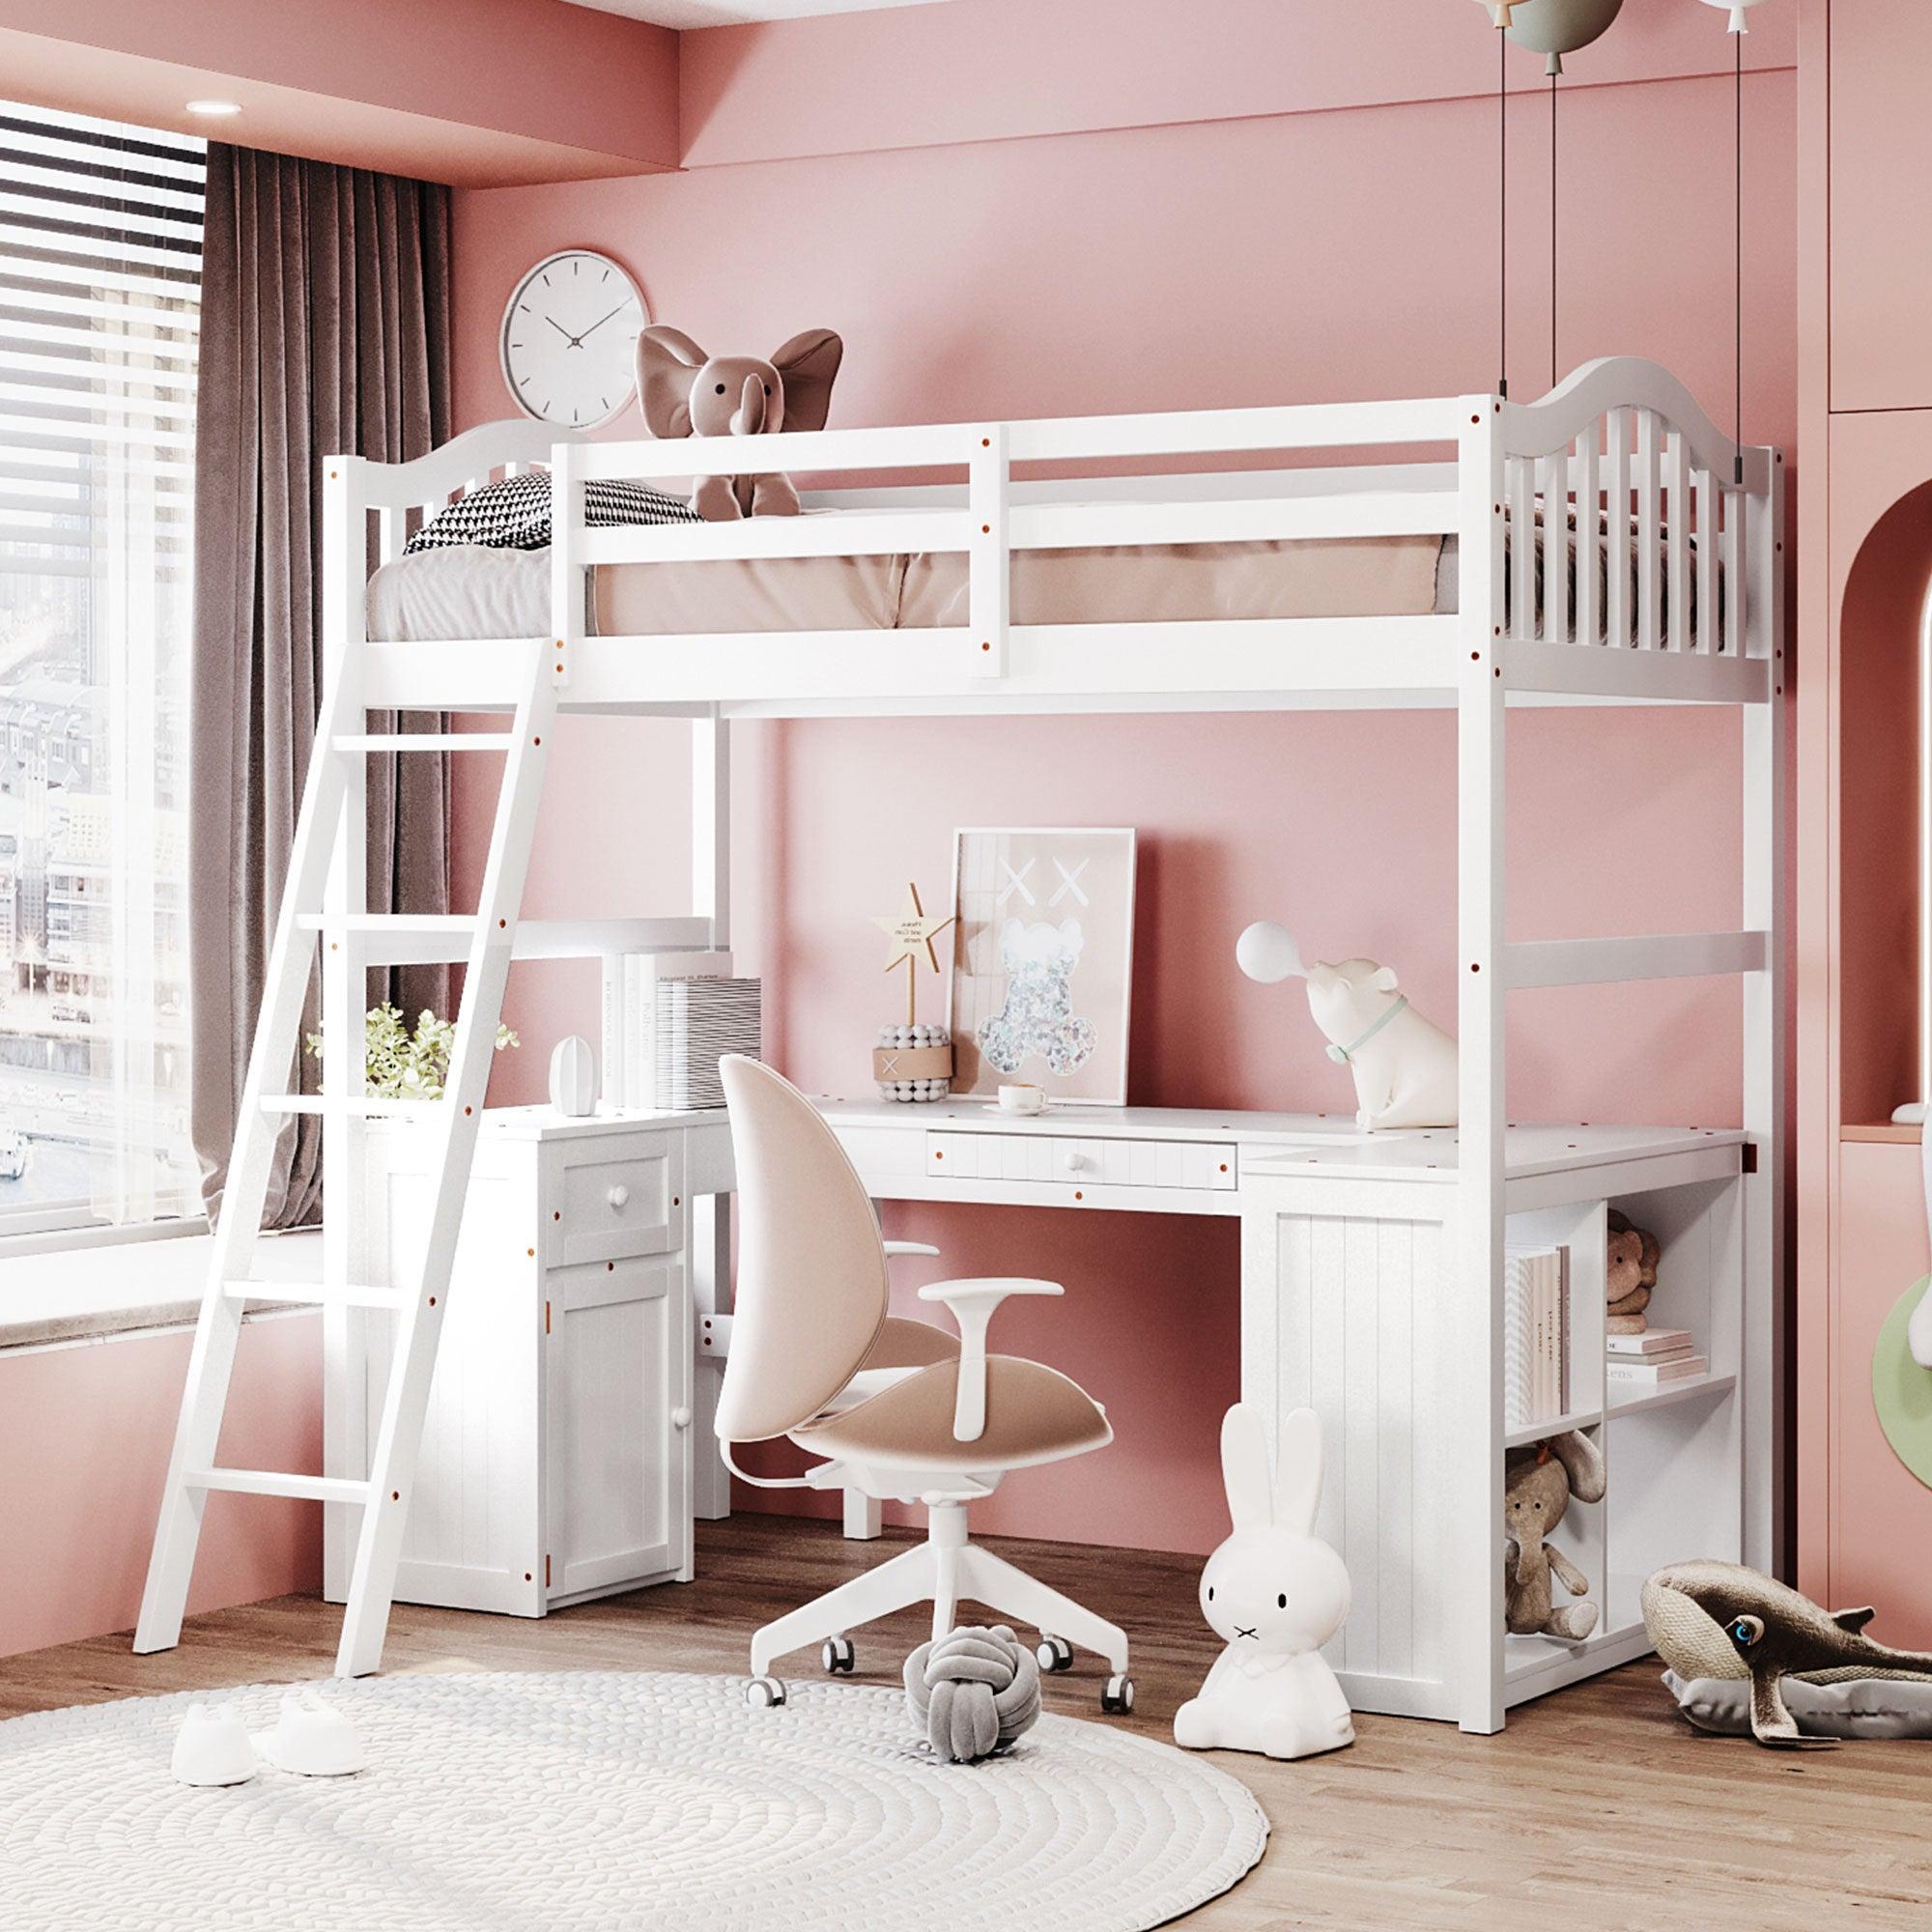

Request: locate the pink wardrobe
(1797, 0), (1932, 1642)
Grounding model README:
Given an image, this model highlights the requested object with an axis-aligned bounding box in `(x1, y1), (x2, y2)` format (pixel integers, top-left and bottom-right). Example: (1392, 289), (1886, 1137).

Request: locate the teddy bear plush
(1504, 1430), (1607, 1640)
(1606, 1208), (1661, 1335)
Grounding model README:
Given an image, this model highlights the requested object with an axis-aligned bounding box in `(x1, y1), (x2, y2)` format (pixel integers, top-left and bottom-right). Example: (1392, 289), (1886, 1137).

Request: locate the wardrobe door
(1830, 0), (1932, 412)
(1831, 1141), (1932, 1648)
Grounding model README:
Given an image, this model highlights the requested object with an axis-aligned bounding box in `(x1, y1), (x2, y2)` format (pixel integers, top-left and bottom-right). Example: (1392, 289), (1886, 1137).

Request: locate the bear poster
(947, 827), (1136, 1107)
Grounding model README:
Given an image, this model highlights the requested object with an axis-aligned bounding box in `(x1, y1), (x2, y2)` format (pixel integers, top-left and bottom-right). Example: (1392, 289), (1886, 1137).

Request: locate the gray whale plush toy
(1643, 1560), (1932, 1747)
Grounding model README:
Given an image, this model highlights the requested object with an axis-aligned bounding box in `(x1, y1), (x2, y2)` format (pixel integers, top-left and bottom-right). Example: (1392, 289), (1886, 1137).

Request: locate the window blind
(0, 104), (204, 1235)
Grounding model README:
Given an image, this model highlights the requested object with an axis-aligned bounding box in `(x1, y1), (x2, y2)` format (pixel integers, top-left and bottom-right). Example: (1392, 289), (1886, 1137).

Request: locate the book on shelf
(598, 951), (733, 1110)
(1504, 1245), (1568, 1430)
(1605, 1327), (1694, 1358)
(655, 976), (761, 1111)
(1605, 1352), (1710, 1387)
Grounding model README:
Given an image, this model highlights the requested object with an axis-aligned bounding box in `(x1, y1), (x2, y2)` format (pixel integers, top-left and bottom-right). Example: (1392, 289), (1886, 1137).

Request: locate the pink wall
(449, 33), (1798, 1555)
(0, 1318), (322, 1662)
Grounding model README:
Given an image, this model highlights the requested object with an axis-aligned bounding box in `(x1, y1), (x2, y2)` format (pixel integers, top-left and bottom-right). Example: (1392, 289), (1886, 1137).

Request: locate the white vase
(549, 1035), (598, 1117)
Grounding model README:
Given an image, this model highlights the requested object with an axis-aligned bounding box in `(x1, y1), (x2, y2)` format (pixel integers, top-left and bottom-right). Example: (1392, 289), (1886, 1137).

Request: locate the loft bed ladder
(133, 486), (558, 1676)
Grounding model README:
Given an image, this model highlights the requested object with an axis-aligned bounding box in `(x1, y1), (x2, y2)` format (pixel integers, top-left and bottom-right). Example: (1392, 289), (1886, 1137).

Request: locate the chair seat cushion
(795, 1354), (1112, 1471)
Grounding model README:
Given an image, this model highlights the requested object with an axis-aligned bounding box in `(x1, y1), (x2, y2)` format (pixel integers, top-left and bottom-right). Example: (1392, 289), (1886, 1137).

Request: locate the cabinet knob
(670, 1406), (693, 1431)
(1063, 1151), (1087, 1174)
(607, 1184), (630, 1209)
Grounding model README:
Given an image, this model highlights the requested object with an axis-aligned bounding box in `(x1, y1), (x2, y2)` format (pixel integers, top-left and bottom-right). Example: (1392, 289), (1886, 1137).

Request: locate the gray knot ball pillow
(904, 1625), (1043, 1763)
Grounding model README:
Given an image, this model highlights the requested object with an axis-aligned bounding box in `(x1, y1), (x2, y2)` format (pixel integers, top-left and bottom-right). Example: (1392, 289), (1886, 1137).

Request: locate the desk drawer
(925, 1131), (1236, 1192)
(545, 1132), (682, 1267)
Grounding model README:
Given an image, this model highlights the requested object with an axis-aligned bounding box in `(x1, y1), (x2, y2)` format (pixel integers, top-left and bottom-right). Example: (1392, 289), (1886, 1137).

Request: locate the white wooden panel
(1508, 457), (1535, 642)
(1605, 408), (1631, 649)
(1575, 420), (1600, 648)
(923, 1130), (1233, 1192)
(1634, 411), (1662, 651)
(1723, 488), (1747, 659)
(547, 1254), (689, 1600)
(1693, 465), (1719, 655)
(1535, 450), (1566, 644)
(1260, 1199), (1450, 1707)
(1664, 431), (1689, 651)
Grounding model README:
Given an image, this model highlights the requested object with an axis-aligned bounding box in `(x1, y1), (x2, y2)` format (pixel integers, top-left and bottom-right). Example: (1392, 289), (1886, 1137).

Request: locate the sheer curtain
(189, 147), (452, 1228)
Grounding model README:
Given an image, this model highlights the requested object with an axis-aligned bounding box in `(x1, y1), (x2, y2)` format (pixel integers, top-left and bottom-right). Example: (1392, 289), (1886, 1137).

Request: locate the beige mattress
(364, 512), (1707, 645)
(366, 533), (1452, 641)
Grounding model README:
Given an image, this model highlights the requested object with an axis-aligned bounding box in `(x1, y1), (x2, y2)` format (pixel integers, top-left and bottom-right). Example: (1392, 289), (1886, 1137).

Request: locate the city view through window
(0, 103), (202, 1234)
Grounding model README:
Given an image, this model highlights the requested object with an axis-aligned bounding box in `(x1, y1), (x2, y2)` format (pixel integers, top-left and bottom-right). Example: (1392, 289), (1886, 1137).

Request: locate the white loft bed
(140, 355), (1781, 1732)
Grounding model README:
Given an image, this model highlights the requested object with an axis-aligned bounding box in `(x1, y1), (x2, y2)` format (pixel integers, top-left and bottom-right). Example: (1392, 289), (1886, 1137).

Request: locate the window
(0, 103), (202, 1235)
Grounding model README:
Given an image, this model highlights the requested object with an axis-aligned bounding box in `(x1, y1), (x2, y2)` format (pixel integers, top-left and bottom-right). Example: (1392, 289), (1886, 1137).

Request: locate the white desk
(341, 1096), (1749, 1731)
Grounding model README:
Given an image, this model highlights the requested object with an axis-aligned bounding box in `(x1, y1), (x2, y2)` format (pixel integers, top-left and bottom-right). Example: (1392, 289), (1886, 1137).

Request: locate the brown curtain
(190, 147), (453, 1227)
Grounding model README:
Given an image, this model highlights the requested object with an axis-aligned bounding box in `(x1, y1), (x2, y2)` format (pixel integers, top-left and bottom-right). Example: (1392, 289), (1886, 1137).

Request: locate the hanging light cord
(1549, 71), (1559, 393)
(1734, 29), (1744, 485)
(1498, 28), (1508, 400)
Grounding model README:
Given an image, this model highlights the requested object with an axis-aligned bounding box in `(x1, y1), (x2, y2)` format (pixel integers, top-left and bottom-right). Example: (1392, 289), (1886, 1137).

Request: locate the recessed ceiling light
(185, 99), (242, 118)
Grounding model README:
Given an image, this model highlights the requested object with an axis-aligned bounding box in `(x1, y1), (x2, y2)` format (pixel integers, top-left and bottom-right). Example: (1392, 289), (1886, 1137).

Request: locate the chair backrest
(715, 1055), (889, 1441)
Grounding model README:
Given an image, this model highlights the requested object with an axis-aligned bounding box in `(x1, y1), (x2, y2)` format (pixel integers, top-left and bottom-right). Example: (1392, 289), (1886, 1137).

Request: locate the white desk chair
(717, 1055), (1132, 1713)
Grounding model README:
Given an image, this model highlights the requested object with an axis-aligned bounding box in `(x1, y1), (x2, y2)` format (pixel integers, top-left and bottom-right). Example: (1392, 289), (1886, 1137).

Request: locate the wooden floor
(6, 1516), (1930, 1929)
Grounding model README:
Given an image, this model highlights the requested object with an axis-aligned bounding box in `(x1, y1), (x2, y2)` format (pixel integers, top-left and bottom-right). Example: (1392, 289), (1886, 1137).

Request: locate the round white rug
(1, 1670), (1267, 1930)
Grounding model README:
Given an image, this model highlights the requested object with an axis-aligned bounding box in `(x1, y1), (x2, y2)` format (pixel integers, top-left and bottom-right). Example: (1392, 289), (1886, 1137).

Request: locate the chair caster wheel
(1036, 1634), (1074, 1673)
(1100, 1674), (1135, 1717)
(821, 1635), (856, 1675)
(746, 1675), (788, 1709)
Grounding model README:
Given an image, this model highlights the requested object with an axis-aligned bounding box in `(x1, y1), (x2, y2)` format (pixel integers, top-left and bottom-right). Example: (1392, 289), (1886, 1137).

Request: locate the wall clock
(498, 249), (647, 429)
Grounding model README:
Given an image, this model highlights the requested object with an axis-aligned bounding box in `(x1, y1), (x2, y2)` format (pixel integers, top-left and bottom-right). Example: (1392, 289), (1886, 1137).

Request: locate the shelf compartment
(1505, 1406), (1605, 1450)
(1605, 1370), (1736, 1422)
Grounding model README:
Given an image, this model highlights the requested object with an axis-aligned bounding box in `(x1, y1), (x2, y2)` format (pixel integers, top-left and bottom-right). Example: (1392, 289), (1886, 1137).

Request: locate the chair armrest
(883, 1240), (942, 1261)
(915, 1277), (1065, 1442)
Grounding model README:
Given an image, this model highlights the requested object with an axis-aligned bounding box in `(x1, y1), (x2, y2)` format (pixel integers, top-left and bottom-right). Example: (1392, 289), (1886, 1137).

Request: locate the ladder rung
(297, 912), (497, 966)
(260, 1094), (444, 1120)
(333, 733), (516, 753)
(223, 1280), (414, 1312)
(186, 1468), (373, 1505)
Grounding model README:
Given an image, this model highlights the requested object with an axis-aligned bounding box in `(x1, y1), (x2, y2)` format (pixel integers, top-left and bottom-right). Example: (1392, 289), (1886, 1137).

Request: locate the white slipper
(171, 1702), (258, 1787)
(250, 1692), (365, 1777)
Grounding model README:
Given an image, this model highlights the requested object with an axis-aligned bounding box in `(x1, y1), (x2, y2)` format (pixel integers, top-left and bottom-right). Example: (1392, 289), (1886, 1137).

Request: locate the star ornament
(872, 884), (956, 976)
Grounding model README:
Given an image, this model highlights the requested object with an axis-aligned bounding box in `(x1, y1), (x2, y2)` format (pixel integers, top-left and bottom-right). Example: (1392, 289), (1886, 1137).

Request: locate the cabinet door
(544, 1254), (692, 1600)
(1831, 0), (1932, 412)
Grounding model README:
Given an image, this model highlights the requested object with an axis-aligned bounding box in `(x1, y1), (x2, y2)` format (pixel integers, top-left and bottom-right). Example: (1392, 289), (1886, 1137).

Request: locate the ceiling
(563, 0), (952, 26)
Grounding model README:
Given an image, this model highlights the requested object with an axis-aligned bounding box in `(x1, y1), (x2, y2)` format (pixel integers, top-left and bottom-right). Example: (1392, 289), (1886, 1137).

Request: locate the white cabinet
(324, 1111), (694, 1617)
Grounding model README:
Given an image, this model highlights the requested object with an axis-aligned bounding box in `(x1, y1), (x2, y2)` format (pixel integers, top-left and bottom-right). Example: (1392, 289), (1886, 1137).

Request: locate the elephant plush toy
(1504, 1429), (1607, 1640)
(635, 325), (843, 521)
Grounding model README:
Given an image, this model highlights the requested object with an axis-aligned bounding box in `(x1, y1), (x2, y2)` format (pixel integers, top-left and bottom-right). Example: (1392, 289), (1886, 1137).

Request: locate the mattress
(363, 513), (1708, 645)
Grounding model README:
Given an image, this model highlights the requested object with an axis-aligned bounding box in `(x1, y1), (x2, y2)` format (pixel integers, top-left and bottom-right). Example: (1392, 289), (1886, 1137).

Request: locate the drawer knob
(607, 1184), (631, 1209)
(1063, 1151), (1087, 1173)
(670, 1406), (693, 1431)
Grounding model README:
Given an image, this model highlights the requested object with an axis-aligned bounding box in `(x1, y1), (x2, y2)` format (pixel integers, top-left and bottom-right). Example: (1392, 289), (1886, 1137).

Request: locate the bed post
(321, 453), (370, 1597)
(1742, 451), (1785, 1577)
(1456, 397), (1508, 1734)
(690, 708), (734, 1523)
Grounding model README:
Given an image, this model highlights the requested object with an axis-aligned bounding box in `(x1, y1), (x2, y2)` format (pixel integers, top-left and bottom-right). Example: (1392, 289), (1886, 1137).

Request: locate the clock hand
(576, 303), (631, 341)
(544, 315), (582, 348)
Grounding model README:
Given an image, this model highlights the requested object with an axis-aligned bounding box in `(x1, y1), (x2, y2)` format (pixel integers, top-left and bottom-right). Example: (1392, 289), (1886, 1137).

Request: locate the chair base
(748, 1500), (1128, 1677)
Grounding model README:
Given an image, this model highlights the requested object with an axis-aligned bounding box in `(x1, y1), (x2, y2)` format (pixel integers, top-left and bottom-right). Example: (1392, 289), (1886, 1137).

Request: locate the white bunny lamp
(1236, 922), (1458, 1130)
(1173, 1404), (1355, 1761)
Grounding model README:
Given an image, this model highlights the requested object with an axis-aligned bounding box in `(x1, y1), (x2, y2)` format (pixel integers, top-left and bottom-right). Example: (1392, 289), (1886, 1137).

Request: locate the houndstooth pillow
(404, 470), (700, 554)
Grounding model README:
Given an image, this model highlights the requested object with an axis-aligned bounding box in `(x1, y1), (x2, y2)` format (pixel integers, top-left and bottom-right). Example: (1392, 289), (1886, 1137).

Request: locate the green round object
(1873, 1275), (1932, 1489)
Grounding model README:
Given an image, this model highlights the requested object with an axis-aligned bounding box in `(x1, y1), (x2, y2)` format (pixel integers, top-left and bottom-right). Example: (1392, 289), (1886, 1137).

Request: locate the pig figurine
(1236, 923), (1457, 1131)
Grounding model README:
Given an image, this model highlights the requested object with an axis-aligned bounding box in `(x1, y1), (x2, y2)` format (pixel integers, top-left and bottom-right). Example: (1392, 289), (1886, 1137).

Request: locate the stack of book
(1605, 1327), (1708, 1390)
(1504, 1246), (1568, 1431)
(601, 952), (760, 1110)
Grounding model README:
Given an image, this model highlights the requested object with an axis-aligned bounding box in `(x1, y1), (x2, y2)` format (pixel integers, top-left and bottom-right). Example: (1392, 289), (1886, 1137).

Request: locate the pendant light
(1697, 0), (1769, 29)
(1698, 0), (1765, 479)
(1502, 0), (1623, 77)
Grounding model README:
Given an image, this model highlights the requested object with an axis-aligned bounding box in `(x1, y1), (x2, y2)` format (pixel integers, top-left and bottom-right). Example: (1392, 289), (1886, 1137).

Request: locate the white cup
(998, 1083), (1046, 1117)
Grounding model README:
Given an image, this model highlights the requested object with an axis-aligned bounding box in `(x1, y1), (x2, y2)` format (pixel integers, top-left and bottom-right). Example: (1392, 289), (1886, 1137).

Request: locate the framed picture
(947, 827), (1136, 1107)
